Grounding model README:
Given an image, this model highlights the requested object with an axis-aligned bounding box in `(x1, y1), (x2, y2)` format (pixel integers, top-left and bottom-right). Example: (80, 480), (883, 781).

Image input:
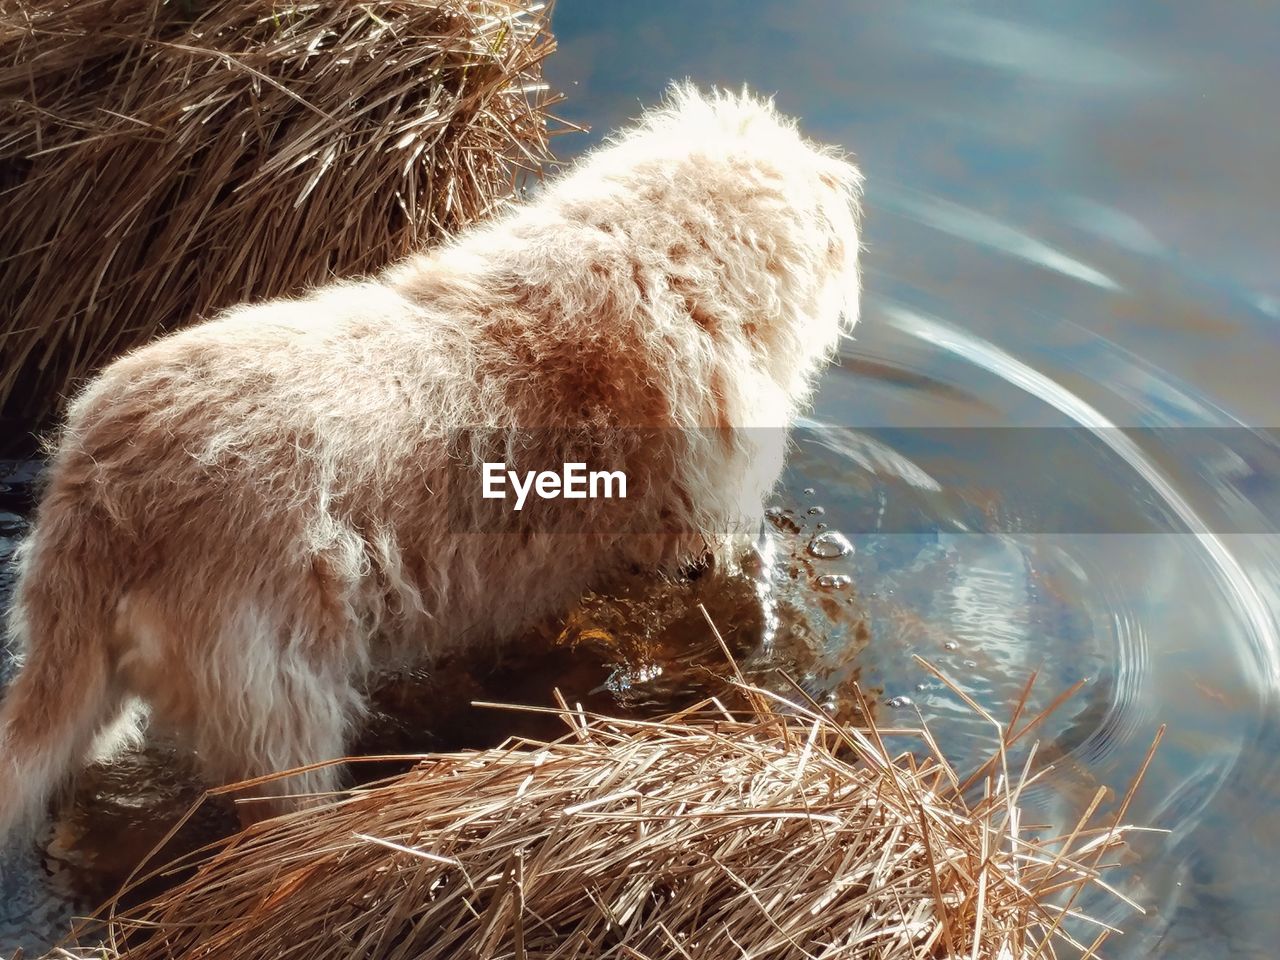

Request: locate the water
(807, 530), (855, 559)
(3, 2), (1279, 956)
(542, 2), (1280, 956)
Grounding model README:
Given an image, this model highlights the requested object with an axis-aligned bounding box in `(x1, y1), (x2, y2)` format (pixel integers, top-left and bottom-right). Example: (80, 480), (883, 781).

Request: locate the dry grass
(0, 0), (567, 424)
(49, 651), (1159, 960)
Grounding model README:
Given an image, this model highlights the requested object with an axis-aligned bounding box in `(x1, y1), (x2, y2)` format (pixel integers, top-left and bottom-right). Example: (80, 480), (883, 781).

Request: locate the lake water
(550, 0), (1280, 957)
(2, 1), (1278, 957)
(544, 2), (1280, 956)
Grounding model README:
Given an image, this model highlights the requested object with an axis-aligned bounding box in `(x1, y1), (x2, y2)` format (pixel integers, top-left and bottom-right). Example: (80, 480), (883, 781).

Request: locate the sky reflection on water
(548, 3), (1279, 956)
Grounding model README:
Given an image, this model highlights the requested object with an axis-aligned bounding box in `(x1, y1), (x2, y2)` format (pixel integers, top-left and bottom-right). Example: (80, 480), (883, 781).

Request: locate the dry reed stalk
(46, 667), (1158, 960)
(0, 0), (567, 425)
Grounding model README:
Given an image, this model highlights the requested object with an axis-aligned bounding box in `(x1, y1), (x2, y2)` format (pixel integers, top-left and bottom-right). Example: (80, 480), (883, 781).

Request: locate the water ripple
(879, 187), (1121, 291)
(883, 303), (1280, 689)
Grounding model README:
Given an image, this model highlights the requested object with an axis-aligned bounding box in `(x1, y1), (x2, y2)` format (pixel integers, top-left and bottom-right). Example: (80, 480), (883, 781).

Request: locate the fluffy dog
(0, 85), (862, 839)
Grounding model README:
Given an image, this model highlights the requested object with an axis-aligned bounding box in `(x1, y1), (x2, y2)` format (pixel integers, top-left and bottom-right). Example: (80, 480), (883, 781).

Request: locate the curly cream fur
(0, 84), (862, 839)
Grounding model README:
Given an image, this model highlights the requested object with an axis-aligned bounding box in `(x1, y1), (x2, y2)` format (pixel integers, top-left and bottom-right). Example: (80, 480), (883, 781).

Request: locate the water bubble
(806, 531), (853, 559)
(944, 640), (959, 651)
(816, 573), (851, 590)
(806, 505), (825, 516)
(885, 695), (913, 709)
(815, 522), (828, 531)
(803, 487), (816, 496)
(915, 682), (929, 692)
(963, 659), (978, 669)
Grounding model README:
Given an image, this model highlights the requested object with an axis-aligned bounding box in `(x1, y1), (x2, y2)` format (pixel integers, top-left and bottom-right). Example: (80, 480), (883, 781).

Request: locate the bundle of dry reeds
(0, 0), (564, 425)
(56, 658), (1155, 960)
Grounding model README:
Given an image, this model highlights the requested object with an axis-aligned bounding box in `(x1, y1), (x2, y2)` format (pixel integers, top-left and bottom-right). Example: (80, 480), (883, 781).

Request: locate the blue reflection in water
(547, 2), (1279, 956)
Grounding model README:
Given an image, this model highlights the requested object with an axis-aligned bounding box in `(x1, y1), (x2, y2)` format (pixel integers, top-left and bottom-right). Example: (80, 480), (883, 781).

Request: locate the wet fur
(0, 85), (862, 839)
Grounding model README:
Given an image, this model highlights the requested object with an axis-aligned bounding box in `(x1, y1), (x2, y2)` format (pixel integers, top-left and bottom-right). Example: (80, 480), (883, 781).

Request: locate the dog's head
(601, 84), (864, 409)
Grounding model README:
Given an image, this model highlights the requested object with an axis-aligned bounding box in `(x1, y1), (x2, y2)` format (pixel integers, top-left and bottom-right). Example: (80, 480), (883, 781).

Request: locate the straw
(46, 666), (1152, 960)
(0, 0), (569, 424)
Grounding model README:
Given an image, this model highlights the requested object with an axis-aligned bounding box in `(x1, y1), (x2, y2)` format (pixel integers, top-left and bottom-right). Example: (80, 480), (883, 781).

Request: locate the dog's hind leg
(187, 605), (367, 827)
